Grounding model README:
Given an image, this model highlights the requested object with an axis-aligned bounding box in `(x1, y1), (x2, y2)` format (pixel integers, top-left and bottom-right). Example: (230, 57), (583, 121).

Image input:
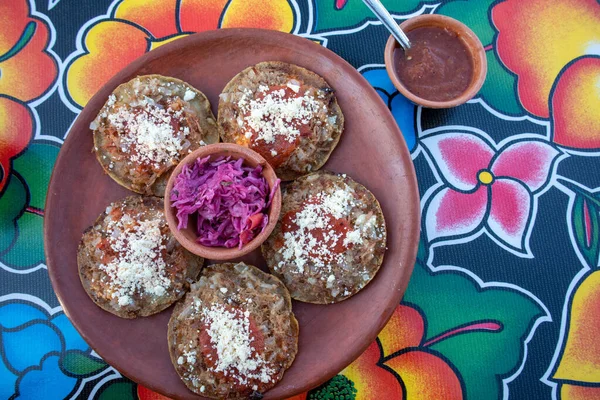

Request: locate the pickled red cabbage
(170, 156), (279, 248)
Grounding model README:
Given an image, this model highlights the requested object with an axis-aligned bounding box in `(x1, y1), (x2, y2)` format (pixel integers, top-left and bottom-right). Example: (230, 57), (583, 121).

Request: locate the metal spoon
(362, 0), (411, 50)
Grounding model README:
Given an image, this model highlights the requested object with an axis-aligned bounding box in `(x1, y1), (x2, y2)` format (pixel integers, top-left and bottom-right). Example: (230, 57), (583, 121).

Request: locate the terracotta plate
(45, 29), (420, 399)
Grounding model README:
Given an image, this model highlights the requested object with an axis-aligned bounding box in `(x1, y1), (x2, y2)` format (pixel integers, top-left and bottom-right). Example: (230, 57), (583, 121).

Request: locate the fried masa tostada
(262, 171), (387, 304)
(168, 262), (299, 399)
(218, 61), (344, 180)
(91, 75), (219, 196)
(77, 196), (203, 318)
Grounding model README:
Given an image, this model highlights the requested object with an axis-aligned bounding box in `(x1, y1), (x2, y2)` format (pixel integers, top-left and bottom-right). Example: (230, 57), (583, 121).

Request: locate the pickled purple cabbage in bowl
(170, 156), (280, 249)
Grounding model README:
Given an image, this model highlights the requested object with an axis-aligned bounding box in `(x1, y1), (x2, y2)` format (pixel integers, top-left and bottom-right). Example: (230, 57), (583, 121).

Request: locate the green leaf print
(12, 143), (59, 209)
(0, 143), (58, 269)
(313, 0), (439, 33)
(97, 380), (136, 400)
(0, 176), (27, 260)
(60, 350), (107, 377)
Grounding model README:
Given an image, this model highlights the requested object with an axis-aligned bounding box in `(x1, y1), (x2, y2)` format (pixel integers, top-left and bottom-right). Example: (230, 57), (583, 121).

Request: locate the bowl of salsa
(384, 14), (487, 108)
(164, 143), (282, 260)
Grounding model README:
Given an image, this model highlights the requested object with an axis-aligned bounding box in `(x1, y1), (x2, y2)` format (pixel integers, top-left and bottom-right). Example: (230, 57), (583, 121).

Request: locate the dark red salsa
(393, 26), (473, 102)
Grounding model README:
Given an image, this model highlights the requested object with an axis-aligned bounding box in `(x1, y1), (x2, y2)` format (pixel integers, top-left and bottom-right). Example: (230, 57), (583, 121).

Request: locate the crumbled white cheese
(286, 81), (300, 93)
(99, 215), (171, 306)
(178, 356), (184, 365)
(117, 295), (132, 306)
(203, 304), (274, 385)
(344, 214), (378, 246)
(220, 287), (228, 294)
(200, 386), (205, 393)
(343, 229), (363, 246)
(237, 86), (321, 145)
(183, 349), (197, 364)
(105, 100), (188, 165)
(278, 186), (362, 274)
(106, 94), (116, 107)
(270, 150), (278, 157)
(183, 89), (196, 101)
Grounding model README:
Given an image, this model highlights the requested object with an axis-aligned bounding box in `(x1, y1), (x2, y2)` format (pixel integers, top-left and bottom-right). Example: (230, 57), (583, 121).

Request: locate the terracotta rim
(384, 14), (488, 108)
(164, 143), (282, 260)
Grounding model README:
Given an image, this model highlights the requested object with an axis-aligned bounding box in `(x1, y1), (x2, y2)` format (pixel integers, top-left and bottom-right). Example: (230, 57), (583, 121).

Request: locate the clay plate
(45, 29), (420, 399)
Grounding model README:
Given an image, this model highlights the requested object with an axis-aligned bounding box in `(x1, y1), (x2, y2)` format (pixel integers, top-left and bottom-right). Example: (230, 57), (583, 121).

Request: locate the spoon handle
(362, 0), (411, 50)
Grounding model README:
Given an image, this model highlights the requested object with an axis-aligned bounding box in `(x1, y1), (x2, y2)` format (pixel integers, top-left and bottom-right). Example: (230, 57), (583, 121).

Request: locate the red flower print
(0, 98), (33, 192)
(0, 0), (57, 102)
(0, 0), (58, 192)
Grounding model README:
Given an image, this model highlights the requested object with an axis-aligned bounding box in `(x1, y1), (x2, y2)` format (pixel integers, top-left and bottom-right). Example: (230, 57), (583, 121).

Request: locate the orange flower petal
(179, 0), (229, 32)
(561, 384), (600, 400)
(0, 97), (33, 192)
(0, 1), (30, 55)
(0, 18), (57, 102)
(492, 0), (600, 118)
(554, 270), (600, 383)
(66, 20), (149, 108)
(551, 56), (600, 150)
(149, 34), (190, 51)
(137, 385), (172, 400)
(378, 304), (425, 357)
(342, 341), (404, 400)
(220, 0), (295, 32)
(384, 350), (463, 400)
(114, 0), (178, 39)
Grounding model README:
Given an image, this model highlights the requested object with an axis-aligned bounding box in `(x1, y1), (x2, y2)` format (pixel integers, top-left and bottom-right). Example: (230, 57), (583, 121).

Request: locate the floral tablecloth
(1, 0), (599, 399)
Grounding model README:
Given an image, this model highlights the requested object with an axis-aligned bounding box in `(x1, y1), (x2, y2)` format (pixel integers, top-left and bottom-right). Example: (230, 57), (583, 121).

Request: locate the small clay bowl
(384, 14), (487, 108)
(164, 143), (282, 261)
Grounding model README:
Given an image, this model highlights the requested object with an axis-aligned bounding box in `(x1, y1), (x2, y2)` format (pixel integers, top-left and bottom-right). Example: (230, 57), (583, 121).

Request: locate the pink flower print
(421, 132), (560, 252)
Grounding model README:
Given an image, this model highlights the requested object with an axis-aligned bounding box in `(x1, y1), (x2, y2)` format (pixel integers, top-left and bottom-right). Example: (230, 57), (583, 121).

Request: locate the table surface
(1, 1), (599, 399)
